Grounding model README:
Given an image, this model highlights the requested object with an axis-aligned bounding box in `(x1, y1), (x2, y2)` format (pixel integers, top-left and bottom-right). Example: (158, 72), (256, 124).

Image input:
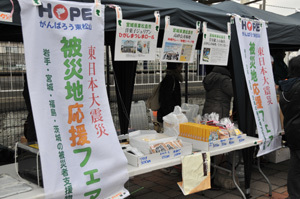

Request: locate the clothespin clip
(196, 21), (201, 35)
(202, 21), (207, 40)
(4, 0), (14, 22)
(106, 5), (122, 26)
(109, 5), (123, 28)
(165, 16), (170, 30)
(32, 0), (42, 6)
(228, 13), (235, 24)
(254, 140), (263, 145)
(259, 18), (267, 29)
(227, 22), (231, 40)
(202, 21), (207, 33)
(106, 4), (116, 9)
(232, 14), (242, 25)
(94, 0), (102, 17)
(154, 11), (160, 32)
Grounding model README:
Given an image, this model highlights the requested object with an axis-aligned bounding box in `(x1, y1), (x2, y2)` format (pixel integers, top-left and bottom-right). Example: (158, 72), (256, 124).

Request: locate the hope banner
(235, 16), (281, 157)
(19, 0), (129, 198)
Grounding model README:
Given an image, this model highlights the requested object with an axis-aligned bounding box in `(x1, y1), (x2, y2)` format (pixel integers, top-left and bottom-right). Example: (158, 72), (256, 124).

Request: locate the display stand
(0, 136), (267, 199)
(127, 135), (263, 199)
(128, 135), (262, 177)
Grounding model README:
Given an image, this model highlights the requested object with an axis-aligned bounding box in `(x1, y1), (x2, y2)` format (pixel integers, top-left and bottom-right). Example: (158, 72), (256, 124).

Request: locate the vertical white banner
(235, 16), (282, 157)
(19, 0), (129, 198)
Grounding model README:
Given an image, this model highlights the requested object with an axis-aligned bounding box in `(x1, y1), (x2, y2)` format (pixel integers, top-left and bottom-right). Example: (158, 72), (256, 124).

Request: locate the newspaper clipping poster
(114, 8), (160, 61)
(200, 23), (230, 66)
(161, 16), (200, 63)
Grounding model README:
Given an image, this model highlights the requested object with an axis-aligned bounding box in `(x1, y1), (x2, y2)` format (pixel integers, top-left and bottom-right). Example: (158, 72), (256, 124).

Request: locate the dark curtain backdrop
(230, 22), (257, 197)
(109, 42), (137, 135)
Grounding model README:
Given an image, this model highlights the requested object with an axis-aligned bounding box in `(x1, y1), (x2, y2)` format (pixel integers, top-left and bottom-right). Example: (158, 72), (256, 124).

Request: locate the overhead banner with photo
(200, 22), (231, 66)
(19, 0), (129, 198)
(161, 16), (200, 63)
(235, 16), (281, 157)
(114, 5), (160, 61)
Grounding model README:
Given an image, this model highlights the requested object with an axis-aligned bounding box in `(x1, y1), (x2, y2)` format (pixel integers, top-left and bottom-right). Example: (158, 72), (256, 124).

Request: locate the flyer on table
(19, 0), (129, 198)
(235, 16), (282, 157)
(161, 17), (199, 63)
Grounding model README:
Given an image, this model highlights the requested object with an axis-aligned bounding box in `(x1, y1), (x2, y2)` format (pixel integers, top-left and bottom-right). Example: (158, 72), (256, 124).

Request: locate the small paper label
(0, 12), (12, 22)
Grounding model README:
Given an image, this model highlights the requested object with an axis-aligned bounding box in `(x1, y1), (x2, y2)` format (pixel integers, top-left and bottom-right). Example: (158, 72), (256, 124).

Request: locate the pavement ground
(125, 159), (289, 199)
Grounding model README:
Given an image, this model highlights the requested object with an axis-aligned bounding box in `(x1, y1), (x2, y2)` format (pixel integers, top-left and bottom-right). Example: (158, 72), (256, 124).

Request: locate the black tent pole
(109, 40), (137, 135)
(230, 22), (256, 199)
(106, 45), (111, 101)
(185, 63), (188, 103)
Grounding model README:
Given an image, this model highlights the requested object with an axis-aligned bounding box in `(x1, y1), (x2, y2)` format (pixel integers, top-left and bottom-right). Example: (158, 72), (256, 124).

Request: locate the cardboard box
(179, 134), (247, 151)
(129, 130), (177, 155)
(264, 147), (290, 163)
(124, 141), (192, 167)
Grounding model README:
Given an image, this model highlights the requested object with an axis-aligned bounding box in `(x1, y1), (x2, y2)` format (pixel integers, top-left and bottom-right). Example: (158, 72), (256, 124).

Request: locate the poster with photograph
(114, 7), (159, 61)
(200, 22), (230, 66)
(160, 16), (200, 63)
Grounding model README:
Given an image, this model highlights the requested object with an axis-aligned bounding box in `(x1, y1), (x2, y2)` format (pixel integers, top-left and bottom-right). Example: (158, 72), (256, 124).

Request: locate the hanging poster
(161, 16), (200, 63)
(114, 5), (160, 61)
(200, 22), (231, 66)
(19, 0), (129, 198)
(235, 16), (282, 157)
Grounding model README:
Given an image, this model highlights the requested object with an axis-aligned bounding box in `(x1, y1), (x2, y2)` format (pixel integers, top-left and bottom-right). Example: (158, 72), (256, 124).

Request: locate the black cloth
(273, 56), (288, 85)
(287, 149), (300, 199)
(23, 75), (37, 143)
(279, 78), (300, 150)
(202, 66), (233, 119)
(157, 71), (181, 123)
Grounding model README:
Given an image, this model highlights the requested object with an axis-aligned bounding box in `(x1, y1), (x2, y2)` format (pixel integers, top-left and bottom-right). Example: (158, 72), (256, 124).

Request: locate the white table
(0, 163), (44, 199)
(1, 136), (262, 199)
(128, 136), (262, 177)
(127, 135), (263, 199)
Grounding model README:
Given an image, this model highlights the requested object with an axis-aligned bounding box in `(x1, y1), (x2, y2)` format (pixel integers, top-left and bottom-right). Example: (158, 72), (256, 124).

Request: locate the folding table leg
(232, 150), (246, 199)
(256, 157), (272, 196)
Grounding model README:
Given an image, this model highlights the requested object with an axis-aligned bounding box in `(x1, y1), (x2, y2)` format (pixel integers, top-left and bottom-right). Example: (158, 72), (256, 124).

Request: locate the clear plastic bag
(163, 106), (188, 137)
